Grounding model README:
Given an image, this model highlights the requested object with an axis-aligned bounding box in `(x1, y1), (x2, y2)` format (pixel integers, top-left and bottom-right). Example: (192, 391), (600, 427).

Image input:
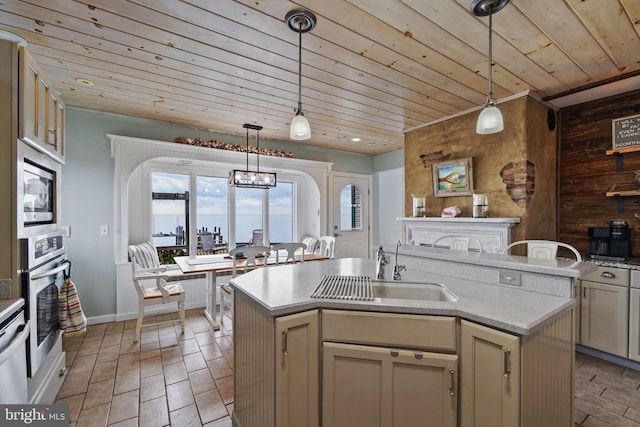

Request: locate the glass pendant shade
(290, 111), (311, 140)
(476, 105), (504, 134)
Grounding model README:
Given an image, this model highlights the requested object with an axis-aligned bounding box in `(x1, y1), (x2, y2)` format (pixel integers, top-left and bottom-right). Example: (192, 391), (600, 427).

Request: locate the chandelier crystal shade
(286, 9), (316, 141)
(229, 124), (277, 189)
(471, 0), (509, 134)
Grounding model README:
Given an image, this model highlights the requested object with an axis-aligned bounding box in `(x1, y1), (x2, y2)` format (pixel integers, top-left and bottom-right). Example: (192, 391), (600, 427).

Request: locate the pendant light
(285, 9), (316, 141)
(471, 0), (509, 134)
(229, 124), (277, 189)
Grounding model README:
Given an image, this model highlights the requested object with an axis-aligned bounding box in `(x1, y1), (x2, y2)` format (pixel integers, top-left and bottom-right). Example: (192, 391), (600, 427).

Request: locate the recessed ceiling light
(351, 137), (361, 142)
(75, 78), (94, 86)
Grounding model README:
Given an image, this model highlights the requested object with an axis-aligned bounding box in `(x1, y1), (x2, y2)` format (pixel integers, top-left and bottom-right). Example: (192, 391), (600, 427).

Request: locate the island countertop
(230, 257), (587, 336)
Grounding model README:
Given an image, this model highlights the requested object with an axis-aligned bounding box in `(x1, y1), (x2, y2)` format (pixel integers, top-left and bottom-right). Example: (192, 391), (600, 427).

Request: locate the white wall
(375, 167), (404, 247)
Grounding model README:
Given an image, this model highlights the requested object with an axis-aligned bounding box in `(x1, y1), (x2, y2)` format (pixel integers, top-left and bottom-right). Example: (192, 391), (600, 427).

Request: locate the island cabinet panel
(461, 310), (575, 427)
(322, 309), (457, 352)
(322, 342), (457, 427)
(275, 311), (319, 427)
(460, 320), (520, 427)
(234, 290), (320, 427)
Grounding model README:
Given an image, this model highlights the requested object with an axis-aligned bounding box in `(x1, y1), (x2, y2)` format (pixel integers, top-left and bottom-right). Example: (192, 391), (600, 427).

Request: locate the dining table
(174, 251), (329, 330)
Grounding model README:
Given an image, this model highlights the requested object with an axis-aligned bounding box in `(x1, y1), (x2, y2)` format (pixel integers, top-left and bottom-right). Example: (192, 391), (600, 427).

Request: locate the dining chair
(272, 242), (307, 264)
(501, 239), (582, 262)
(220, 245), (270, 325)
(432, 235), (484, 252)
(318, 235), (336, 258)
(128, 241), (185, 342)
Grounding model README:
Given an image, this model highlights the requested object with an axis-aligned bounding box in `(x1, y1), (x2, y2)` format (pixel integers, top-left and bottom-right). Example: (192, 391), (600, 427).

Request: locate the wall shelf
(606, 146), (640, 172)
(606, 185), (640, 213)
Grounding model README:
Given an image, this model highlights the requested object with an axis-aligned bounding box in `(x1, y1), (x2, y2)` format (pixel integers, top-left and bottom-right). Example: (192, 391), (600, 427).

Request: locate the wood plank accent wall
(558, 89), (640, 256)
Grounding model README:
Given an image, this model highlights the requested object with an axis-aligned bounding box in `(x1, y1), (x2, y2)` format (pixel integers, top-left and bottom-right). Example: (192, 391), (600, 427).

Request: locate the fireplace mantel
(397, 217), (521, 253)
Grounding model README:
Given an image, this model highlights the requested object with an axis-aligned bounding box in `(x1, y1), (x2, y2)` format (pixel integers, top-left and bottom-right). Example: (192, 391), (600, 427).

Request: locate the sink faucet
(376, 246), (387, 279)
(393, 240), (406, 280)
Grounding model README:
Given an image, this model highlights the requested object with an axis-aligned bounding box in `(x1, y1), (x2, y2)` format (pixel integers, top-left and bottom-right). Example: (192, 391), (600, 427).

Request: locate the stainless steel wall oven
(21, 230), (68, 378)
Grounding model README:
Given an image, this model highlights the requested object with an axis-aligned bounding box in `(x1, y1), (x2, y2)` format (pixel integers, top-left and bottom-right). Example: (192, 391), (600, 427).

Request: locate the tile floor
(575, 352), (640, 426)
(55, 307), (640, 426)
(55, 309), (234, 427)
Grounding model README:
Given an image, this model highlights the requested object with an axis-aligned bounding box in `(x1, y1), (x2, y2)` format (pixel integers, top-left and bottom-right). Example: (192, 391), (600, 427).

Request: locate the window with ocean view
(150, 170), (294, 262)
(269, 182), (293, 243)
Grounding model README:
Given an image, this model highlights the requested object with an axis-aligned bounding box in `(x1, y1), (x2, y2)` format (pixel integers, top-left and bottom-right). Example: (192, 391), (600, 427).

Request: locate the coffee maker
(588, 221), (631, 261)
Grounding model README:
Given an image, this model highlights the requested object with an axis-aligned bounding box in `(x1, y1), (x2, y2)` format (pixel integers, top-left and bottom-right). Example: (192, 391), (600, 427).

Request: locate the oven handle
(31, 263), (69, 281)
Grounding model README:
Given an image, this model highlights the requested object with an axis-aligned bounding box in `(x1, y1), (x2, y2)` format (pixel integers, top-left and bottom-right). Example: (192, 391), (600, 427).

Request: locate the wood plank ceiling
(1, 0), (639, 155)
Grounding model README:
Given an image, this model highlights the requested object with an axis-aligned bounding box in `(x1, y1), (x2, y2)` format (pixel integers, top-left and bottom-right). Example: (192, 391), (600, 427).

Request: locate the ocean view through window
(151, 171), (294, 260)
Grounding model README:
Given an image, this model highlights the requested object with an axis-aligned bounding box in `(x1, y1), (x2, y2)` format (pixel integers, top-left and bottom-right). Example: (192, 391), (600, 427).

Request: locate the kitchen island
(230, 247), (595, 427)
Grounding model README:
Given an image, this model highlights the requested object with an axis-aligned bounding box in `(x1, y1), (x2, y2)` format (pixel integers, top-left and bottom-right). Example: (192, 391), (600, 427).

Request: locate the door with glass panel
(330, 172), (371, 258)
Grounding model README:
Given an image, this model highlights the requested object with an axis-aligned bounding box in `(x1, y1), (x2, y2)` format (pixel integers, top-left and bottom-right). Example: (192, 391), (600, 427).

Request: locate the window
(235, 187), (264, 245)
(269, 182), (293, 243)
(151, 172), (189, 263)
(150, 170), (296, 263)
(340, 184), (362, 231)
(196, 176), (229, 254)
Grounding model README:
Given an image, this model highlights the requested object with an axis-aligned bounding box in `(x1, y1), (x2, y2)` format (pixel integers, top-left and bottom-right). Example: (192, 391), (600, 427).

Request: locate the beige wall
(404, 95), (557, 244)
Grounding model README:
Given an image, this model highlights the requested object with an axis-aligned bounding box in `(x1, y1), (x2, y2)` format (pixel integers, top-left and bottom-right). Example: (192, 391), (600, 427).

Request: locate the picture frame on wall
(432, 158), (473, 197)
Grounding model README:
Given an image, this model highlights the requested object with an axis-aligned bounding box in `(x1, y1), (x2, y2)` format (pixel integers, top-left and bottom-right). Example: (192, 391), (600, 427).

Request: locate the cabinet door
(580, 281), (629, 357)
(460, 320), (520, 427)
(46, 90), (65, 162)
(575, 281), (581, 345)
(275, 310), (319, 427)
(629, 288), (640, 361)
(19, 47), (44, 146)
(323, 342), (457, 427)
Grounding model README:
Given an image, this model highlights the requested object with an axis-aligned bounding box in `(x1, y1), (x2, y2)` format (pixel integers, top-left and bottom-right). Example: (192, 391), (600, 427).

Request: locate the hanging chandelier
(471, 0), (509, 134)
(285, 8), (316, 141)
(229, 124), (277, 189)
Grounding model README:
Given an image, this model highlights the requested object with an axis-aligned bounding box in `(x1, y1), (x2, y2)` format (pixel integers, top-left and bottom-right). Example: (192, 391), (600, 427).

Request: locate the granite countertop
(230, 258), (577, 336)
(584, 256), (640, 270)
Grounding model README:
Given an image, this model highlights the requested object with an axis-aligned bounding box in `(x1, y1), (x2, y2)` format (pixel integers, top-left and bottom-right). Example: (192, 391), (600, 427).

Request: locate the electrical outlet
(100, 225), (109, 236)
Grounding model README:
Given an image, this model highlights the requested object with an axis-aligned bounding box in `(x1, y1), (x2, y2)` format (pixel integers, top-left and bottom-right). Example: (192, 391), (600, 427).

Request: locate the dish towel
(59, 277), (87, 336)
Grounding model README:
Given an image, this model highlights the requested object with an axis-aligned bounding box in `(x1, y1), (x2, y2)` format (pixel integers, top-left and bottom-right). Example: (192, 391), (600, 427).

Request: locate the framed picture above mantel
(432, 158), (473, 197)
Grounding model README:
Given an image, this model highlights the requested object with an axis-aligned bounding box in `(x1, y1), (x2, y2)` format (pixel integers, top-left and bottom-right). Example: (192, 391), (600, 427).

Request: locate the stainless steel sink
(371, 281), (458, 302)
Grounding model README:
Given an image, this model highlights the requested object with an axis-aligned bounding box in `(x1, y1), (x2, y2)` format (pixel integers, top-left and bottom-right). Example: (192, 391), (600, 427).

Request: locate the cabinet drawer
(581, 266), (629, 287)
(322, 309), (456, 352)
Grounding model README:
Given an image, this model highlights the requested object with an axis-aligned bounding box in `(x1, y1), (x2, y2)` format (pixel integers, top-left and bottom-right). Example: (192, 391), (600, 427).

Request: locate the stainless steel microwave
(17, 141), (61, 237)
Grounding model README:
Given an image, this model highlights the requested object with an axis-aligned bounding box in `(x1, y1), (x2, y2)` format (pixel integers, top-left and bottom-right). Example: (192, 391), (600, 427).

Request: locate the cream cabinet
(579, 266), (629, 357)
(460, 320), (520, 427)
(19, 46), (65, 162)
(629, 270), (640, 361)
(274, 310), (319, 427)
(322, 342), (457, 427)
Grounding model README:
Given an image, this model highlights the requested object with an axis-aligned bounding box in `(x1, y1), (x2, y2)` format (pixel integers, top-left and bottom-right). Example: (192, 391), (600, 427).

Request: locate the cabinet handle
(601, 271), (615, 279)
(503, 348), (511, 377)
(281, 330), (288, 356)
(583, 286), (587, 298)
(449, 369), (455, 396)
